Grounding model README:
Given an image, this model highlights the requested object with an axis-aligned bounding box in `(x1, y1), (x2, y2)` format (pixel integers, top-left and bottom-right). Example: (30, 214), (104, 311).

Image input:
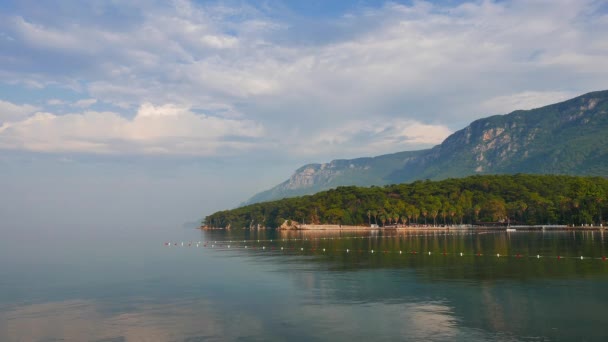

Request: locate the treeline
(204, 174), (608, 228)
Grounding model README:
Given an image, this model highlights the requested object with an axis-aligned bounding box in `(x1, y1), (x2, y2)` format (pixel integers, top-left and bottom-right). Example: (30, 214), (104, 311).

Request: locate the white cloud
(479, 91), (578, 115)
(11, 16), (87, 52)
(294, 119), (452, 158)
(47, 99), (66, 106)
(0, 100), (39, 123)
(72, 98), (97, 108)
(200, 34), (239, 49)
(0, 104), (265, 155)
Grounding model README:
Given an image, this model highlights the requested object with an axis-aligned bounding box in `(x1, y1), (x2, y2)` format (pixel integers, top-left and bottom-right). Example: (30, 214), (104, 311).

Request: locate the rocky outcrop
(283, 163), (344, 190)
(278, 220), (300, 230)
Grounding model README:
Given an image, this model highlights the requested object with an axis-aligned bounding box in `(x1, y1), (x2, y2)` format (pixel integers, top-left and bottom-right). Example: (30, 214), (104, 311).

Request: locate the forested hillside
(206, 174), (607, 229)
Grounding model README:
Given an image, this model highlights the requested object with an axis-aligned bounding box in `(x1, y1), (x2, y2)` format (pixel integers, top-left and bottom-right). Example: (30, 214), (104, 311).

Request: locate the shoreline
(202, 224), (605, 231)
(288, 224), (605, 231)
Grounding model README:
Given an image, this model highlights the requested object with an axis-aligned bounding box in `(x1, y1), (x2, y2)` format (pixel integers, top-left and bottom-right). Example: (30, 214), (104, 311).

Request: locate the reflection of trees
(193, 229), (608, 341)
(205, 230), (608, 282)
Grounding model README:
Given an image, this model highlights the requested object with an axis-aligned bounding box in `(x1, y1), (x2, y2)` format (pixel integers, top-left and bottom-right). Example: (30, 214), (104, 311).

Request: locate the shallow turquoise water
(1, 227), (607, 341)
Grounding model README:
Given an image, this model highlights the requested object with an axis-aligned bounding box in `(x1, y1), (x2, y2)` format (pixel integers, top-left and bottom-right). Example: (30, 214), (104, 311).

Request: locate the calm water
(1, 226), (608, 341)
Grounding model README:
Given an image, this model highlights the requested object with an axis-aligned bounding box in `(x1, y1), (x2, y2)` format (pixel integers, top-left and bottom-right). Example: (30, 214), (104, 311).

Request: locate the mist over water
(1, 226), (607, 341)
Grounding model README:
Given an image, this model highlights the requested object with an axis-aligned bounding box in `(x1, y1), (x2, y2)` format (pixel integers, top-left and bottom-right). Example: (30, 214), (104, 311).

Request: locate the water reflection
(0, 297), (487, 342)
(197, 230), (608, 341)
(1, 230), (608, 341)
(0, 299), (266, 341)
(204, 230), (608, 281)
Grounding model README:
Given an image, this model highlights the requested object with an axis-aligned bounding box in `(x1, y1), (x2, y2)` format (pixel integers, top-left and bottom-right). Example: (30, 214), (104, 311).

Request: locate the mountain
(244, 90), (608, 205)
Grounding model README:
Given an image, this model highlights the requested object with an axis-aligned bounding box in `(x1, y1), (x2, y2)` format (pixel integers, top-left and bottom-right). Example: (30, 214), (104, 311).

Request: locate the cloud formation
(0, 100), (39, 123)
(295, 119), (452, 157)
(0, 0), (606, 160)
(0, 103), (264, 155)
(72, 98), (97, 108)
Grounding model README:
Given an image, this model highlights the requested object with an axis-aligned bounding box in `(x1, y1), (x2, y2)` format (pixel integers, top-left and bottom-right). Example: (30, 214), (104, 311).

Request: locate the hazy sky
(1, 0), (607, 228)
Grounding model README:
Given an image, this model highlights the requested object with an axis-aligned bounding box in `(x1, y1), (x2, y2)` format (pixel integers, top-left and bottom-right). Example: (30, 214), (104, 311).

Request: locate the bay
(1, 226), (607, 341)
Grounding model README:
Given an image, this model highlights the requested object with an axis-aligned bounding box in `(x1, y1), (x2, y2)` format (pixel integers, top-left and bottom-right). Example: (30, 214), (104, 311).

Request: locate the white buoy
(323, 248), (326, 252)
(428, 251), (431, 255)
(245, 246), (248, 249)
(228, 245), (231, 248)
(262, 246), (265, 250)
(581, 256), (584, 260)
(537, 254), (540, 258)
(399, 251), (402, 254)
(281, 247), (284, 250)
(347, 249), (349, 253)
(460, 252), (463, 256)
(371, 249), (374, 253)
(497, 253), (500, 257)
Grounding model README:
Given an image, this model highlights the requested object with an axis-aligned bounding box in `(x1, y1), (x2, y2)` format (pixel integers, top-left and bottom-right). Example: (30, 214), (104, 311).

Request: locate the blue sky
(1, 0), (607, 227)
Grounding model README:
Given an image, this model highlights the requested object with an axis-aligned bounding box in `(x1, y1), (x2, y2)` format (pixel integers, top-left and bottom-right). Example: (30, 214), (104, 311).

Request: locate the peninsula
(204, 174), (607, 230)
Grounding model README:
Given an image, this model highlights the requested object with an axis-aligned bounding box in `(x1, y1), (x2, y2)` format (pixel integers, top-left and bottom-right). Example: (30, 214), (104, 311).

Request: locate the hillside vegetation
(206, 174), (607, 228)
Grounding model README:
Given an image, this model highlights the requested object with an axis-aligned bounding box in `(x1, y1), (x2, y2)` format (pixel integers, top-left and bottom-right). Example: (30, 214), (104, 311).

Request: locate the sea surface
(1, 226), (607, 341)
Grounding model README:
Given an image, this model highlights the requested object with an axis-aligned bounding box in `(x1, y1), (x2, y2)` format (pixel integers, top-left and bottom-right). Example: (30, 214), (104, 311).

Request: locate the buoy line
(162, 242), (608, 262)
(169, 231), (497, 247)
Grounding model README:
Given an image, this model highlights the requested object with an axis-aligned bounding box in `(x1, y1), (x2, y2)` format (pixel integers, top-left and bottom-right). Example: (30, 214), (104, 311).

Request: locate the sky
(1, 0), (607, 228)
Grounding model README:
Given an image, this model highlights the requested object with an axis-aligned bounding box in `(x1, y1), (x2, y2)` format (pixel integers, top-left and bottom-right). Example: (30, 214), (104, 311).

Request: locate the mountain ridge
(243, 90), (608, 205)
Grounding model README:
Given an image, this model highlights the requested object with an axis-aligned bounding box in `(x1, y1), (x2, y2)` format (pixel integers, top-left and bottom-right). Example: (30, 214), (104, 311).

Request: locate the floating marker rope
(163, 231), (608, 262)
(163, 242), (608, 261)
(164, 231), (498, 248)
